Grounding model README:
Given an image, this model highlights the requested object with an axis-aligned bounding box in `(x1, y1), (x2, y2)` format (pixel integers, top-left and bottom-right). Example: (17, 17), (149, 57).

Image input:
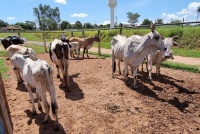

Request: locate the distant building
(0, 26), (23, 32)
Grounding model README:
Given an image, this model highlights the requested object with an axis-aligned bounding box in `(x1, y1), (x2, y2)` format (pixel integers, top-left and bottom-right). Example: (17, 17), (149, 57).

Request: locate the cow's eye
(154, 36), (160, 40)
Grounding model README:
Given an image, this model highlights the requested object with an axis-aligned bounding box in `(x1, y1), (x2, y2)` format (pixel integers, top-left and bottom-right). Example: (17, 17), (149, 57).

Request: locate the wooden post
(62, 32), (65, 38)
(0, 73), (13, 134)
(71, 32), (74, 37)
(42, 32), (48, 53)
(17, 32), (21, 38)
(97, 30), (101, 55)
(182, 17), (184, 28)
(119, 28), (122, 35)
(82, 30), (85, 38)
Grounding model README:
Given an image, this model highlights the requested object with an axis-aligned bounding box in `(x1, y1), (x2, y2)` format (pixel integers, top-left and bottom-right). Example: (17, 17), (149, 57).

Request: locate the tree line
(0, 4), (200, 31)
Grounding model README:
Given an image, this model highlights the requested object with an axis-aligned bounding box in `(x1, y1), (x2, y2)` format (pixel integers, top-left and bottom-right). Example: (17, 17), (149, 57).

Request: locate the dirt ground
(2, 53), (200, 134)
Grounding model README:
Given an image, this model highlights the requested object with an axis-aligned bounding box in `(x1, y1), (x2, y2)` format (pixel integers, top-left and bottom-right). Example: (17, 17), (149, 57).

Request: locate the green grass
(0, 50), (7, 57)
(94, 42), (111, 49)
(23, 44), (47, 54)
(161, 61), (199, 73)
(88, 52), (199, 73)
(172, 47), (200, 58)
(0, 58), (9, 79)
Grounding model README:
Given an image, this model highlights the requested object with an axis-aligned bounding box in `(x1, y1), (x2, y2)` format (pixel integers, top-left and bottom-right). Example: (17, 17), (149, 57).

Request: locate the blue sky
(0, 0), (200, 25)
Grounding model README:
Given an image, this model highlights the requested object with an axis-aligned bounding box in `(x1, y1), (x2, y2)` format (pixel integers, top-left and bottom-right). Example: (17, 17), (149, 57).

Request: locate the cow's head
(163, 36), (179, 58)
(94, 35), (100, 42)
(146, 23), (166, 53)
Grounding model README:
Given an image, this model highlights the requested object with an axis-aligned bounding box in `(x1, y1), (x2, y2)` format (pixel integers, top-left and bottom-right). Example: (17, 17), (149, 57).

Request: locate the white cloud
(70, 13), (88, 18)
(54, 0), (67, 4)
(7, 17), (15, 20)
(162, 2), (200, 23)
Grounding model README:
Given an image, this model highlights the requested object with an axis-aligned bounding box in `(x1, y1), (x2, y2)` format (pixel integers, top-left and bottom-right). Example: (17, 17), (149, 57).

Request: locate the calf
(49, 39), (70, 91)
(143, 36), (178, 79)
(6, 45), (37, 85)
(10, 53), (59, 130)
(69, 35), (100, 58)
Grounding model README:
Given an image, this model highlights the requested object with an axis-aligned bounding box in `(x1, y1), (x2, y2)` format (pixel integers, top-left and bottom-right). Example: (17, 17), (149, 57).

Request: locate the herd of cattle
(0, 23), (178, 130)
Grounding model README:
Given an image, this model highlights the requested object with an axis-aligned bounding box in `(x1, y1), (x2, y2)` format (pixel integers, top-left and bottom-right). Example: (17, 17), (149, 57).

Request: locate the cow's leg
(40, 90), (50, 123)
(14, 69), (23, 85)
(132, 69), (138, 88)
(26, 84), (36, 114)
(124, 60), (129, 83)
(118, 60), (122, 75)
(86, 49), (89, 58)
(156, 62), (161, 76)
(147, 57), (153, 80)
(78, 48), (80, 58)
(76, 48), (79, 59)
(36, 91), (42, 110)
(63, 68), (70, 92)
(56, 65), (60, 78)
(82, 48), (86, 58)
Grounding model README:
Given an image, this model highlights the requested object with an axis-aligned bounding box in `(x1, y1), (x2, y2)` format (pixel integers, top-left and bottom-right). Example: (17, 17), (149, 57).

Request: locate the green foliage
(127, 12), (140, 24)
(0, 58), (9, 79)
(172, 47), (200, 58)
(33, 4), (60, 30)
(161, 61), (199, 73)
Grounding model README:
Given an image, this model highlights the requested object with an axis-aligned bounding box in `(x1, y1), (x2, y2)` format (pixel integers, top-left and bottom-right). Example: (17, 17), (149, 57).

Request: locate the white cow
(10, 53), (59, 130)
(69, 41), (79, 58)
(123, 24), (166, 88)
(6, 45), (37, 85)
(111, 34), (127, 78)
(143, 36), (178, 79)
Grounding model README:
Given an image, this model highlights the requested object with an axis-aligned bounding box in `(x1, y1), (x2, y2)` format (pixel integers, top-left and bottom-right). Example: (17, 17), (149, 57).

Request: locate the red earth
(2, 53), (200, 134)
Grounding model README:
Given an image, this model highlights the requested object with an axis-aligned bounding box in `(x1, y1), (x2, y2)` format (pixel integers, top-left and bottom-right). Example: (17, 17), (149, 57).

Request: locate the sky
(0, 0), (200, 26)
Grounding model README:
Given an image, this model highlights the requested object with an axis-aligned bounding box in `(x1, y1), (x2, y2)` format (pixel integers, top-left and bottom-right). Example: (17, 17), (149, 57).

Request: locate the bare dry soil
(3, 53), (200, 134)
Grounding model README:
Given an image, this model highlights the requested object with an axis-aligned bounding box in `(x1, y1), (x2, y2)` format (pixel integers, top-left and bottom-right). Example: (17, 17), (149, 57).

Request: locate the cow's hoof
(133, 85), (138, 88)
(43, 117), (49, 124)
(32, 110), (36, 115)
(55, 123), (59, 131)
(57, 74), (60, 78)
(38, 104), (42, 110)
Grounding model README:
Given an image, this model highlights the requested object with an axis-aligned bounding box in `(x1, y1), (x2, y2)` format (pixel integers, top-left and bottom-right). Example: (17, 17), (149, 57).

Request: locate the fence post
(71, 32), (74, 37)
(97, 30), (101, 55)
(42, 32), (48, 53)
(62, 32), (65, 38)
(17, 32), (21, 38)
(0, 73), (13, 134)
(119, 28), (122, 35)
(82, 30), (85, 38)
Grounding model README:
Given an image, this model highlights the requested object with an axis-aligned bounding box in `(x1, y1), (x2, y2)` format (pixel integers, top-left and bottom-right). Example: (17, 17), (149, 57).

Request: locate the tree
(60, 21), (71, 30)
(171, 20), (181, 24)
(156, 18), (163, 24)
(15, 21), (36, 30)
(74, 21), (82, 29)
(141, 19), (152, 25)
(84, 22), (93, 29)
(0, 19), (8, 27)
(33, 4), (61, 30)
(127, 12), (140, 25)
(197, 6), (200, 21)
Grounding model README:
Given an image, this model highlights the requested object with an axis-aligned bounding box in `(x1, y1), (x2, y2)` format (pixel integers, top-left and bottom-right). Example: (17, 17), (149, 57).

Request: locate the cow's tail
(40, 61), (58, 117)
(112, 47), (116, 74)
